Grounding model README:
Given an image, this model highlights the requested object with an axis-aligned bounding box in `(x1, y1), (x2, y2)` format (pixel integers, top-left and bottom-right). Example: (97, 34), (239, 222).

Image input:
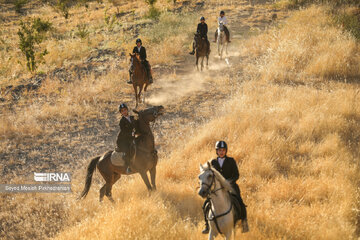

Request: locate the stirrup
(126, 167), (132, 174)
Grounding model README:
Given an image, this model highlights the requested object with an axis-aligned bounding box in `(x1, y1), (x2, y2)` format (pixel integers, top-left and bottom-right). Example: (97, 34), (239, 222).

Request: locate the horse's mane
(201, 162), (235, 194)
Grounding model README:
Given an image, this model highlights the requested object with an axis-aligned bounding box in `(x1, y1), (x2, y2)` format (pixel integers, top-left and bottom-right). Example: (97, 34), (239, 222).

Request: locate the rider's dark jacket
(210, 156), (240, 196)
(132, 46), (147, 61)
(197, 23), (208, 38)
(116, 116), (136, 152)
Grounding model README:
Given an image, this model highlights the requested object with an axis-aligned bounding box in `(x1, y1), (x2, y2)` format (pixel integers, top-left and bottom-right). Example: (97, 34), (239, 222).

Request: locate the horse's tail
(78, 156), (100, 200)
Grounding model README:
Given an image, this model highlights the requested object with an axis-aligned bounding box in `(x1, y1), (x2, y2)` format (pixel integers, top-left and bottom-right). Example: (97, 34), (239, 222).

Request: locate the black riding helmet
(215, 140), (227, 151)
(118, 103), (128, 111)
(136, 38), (142, 44)
(200, 16), (205, 21)
(220, 10), (225, 15)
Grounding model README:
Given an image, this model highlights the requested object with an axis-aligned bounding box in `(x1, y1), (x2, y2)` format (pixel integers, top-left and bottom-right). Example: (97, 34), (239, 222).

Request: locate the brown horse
(194, 33), (210, 71)
(130, 53), (150, 108)
(79, 105), (164, 202)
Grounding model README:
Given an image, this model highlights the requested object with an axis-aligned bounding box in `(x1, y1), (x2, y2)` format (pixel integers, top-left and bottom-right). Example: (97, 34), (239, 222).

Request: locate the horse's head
(133, 105), (164, 124)
(129, 53), (141, 72)
(198, 161), (234, 199)
(198, 162), (215, 198)
(218, 21), (224, 32)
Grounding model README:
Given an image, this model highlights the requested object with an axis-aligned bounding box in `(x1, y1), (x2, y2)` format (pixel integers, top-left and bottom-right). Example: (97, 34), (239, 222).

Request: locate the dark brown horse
(79, 105), (164, 202)
(130, 53), (150, 108)
(194, 33), (210, 71)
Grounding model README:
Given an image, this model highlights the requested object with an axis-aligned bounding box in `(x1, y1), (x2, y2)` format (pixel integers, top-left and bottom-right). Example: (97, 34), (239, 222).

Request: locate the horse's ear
(133, 110), (139, 114)
(199, 163), (204, 171)
(129, 53), (132, 56)
(207, 161), (211, 168)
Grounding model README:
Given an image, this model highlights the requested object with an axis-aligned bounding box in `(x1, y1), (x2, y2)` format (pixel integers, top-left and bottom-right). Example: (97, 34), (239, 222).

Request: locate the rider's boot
(241, 219), (249, 233)
(123, 153), (132, 174)
(189, 42), (195, 55)
(147, 69), (153, 84)
(127, 71), (133, 84)
(149, 74), (153, 84)
(202, 222), (209, 234)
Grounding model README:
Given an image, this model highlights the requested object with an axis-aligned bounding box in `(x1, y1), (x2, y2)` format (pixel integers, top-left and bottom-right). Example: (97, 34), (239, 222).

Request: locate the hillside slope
(1, 0), (359, 239)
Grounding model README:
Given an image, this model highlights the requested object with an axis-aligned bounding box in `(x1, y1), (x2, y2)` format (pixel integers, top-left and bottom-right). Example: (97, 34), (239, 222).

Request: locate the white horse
(217, 22), (228, 59)
(198, 162), (237, 240)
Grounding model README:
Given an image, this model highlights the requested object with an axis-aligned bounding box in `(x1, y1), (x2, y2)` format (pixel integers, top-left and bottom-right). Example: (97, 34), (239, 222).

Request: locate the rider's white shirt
(125, 116), (132, 123)
(137, 46), (142, 52)
(218, 16), (228, 26)
(217, 157), (225, 168)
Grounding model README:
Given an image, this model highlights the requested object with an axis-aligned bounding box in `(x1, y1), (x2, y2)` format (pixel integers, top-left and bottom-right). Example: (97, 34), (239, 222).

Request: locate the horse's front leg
(206, 54), (209, 69)
(149, 165), (156, 190)
(138, 85), (143, 103)
(139, 171), (152, 191)
(224, 230), (232, 240)
(196, 55), (199, 71)
(201, 56), (204, 71)
(208, 230), (215, 240)
(133, 85), (138, 108)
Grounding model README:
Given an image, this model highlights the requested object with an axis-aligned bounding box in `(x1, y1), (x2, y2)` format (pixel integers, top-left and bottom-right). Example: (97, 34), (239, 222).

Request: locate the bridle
(201, 169), (224, 196)
(201, 169), (233, 235)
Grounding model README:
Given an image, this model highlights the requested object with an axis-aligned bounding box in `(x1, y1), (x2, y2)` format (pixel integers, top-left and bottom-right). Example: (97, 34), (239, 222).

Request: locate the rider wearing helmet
(128, 38), (153, 84)
(201, 141), (249, 234)
(115, 103), (136, 173)
(189, 16), (209, 55)
(215, 10), (231, 43)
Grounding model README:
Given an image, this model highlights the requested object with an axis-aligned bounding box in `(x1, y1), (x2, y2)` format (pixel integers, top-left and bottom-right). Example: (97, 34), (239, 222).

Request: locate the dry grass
(243, 6), (360, 83)
(1, 1), (360, 240)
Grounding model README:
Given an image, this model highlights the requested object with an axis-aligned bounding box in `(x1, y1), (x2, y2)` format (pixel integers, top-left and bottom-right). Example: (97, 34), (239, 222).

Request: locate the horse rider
(202, 141), (249, 234)
(115, 103), (136, 174)
(189, 16), (210, 55)
(128, 38), (153, 84)
(215, 10), (231, 43)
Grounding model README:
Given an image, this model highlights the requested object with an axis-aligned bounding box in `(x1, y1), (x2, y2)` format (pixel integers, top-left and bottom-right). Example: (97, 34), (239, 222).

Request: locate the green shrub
(104, 8), (117, 31)
(146, 6), (161, 19)
(145, 0), (157, 5)
(75, 23), (89, 39)
(17, 18), (52, 72)
(334, 11), (360, 40)
(55, 0), (70, 19)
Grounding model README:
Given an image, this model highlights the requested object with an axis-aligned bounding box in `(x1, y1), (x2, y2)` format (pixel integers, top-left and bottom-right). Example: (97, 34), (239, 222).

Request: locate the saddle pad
(110, 151), (126, 167)
(230, 194), (242, 224)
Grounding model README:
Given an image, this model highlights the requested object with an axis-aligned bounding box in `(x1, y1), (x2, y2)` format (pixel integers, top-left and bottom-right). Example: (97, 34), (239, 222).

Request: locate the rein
(203, 169), (232, 235)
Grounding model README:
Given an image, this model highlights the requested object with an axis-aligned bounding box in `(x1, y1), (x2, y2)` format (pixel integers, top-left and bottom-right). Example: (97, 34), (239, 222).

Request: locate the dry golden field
(0, 0), (359, 239)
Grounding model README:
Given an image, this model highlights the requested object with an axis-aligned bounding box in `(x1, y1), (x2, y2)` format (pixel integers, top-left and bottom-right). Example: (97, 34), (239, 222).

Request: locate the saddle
(111, 141), (136, 167)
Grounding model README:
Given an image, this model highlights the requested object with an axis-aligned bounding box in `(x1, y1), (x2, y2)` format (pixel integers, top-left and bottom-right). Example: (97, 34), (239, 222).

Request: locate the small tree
(145, 0), (160, 19)
(104, 8), (117, 31)
(14, 0), (28, 14)
(17, 18), (52, 73)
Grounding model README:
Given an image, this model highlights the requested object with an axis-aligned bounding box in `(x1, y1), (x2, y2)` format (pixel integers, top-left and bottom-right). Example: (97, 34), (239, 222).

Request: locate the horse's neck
(210, 179), (231, 214)
(133, 59), (144, 75)
(137, 118), (154, 148)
